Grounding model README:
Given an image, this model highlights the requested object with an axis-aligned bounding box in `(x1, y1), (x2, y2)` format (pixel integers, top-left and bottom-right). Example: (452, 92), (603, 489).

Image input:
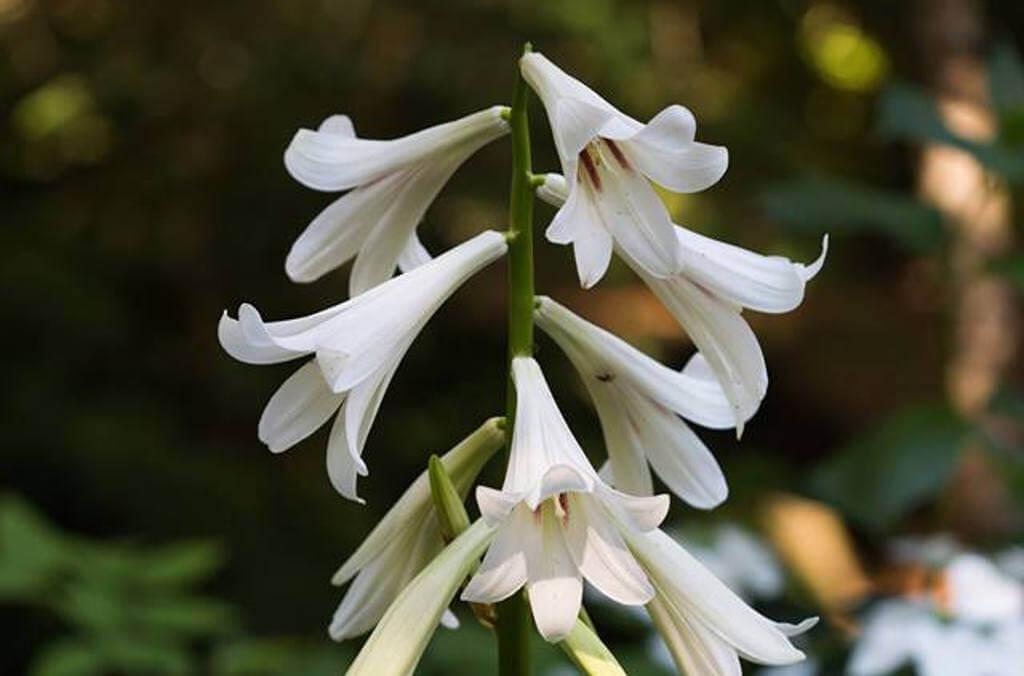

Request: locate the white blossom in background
(537, 173), (826, 431)
(461, 357), (669, 641)
(283, 107), (508, 291)
(534, 295), (737, 508)
(678, 523), (785, 601)
(521, 52), (728, 288)
(848, 549), (1024, 676)
(328, 419), (502, 640)
(218, 230), (507, 502)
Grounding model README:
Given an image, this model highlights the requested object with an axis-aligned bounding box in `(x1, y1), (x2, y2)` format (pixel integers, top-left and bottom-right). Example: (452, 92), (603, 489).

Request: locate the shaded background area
(2, 0), (1022, 673)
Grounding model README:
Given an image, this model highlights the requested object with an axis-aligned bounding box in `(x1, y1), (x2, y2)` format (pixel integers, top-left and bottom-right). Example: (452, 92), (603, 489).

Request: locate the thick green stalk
(496, 44), (535, 676)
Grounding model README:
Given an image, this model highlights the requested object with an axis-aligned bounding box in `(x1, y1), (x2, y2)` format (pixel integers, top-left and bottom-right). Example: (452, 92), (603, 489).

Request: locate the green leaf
(129, 595), (237, 636)
(991, 256), (1024, 290)
(29, 639), (105, 676)
(990, 40), (1024, 119)
(136, 540), (225, 587)
(809, 405), (972, 531)
(212, 640), (353, 676)
(878, 84), (1024, 181)
(0, 495), (69, 600)
(760, 175), (945, 252)
(95, 635), (193, 674)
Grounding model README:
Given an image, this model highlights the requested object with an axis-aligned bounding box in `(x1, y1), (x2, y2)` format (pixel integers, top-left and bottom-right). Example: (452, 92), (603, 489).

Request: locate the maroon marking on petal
(604, 139), (631, 170)
(557, 493), (570, 526)
(579, 148), (602, 192)
(596, 372), (615, 383)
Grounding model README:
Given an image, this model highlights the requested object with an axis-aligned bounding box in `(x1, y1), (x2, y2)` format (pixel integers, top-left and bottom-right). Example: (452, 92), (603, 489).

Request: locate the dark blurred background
(2, 0), (1023, 674)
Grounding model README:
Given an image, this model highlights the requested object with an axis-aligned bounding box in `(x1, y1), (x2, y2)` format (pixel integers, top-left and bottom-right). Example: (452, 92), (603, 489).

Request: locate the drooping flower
(329, 418), (504, 640)
(537, 173), (826, 430)
(534, 295), (735, 508)
(283, 107), (509, 291)
(218, 230), (507, 501)
(461, 357), (670, 641)
(628, 528), (817, 676)
(520, 51), (728, 288)
(347, 519), (497, 676)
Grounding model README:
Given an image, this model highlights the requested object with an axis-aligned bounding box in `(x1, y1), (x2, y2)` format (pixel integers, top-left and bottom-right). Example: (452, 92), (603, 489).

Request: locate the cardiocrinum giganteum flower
(459, 357), (816, 672)
(537, 173), (826, 432)
(218, 230), (507, 502)
(283, 106), (509, 292)
(520, 51), (728, 288)
(534, 295), (736, 508)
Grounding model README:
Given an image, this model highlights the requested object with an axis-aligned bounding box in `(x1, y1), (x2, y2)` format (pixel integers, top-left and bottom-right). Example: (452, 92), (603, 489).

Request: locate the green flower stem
(496, 43), (535, 676)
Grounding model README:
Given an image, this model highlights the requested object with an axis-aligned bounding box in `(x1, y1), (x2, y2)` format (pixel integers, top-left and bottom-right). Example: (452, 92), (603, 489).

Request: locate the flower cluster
(219, 48), (824, 675)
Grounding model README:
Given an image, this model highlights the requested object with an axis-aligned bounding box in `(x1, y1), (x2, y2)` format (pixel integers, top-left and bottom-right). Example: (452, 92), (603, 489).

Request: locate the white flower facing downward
(521, 51), (728, 288)
(629, 529), (817, 676)
(461, 357), (670, 642)
(538, 174), (827, 431)
(218, 230), (507, 502)
(535, 295), (737, 508)
(284, 107), (509, 291)
(328, 418), (504, 640)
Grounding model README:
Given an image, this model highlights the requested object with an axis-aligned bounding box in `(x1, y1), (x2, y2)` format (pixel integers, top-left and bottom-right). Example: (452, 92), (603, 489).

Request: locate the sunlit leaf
(809, 406), (972, 531)
(760, 175), (944, 252)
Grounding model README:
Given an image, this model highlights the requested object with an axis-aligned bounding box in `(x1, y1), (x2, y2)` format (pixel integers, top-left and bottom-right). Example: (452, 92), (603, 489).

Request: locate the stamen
(578, 148), (602, 192)
(604, 139), (631, 170)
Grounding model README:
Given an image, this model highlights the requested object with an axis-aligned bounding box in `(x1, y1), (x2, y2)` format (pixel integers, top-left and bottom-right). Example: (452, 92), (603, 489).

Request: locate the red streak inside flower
(604, 139), (631, 170)
(578, 148), (602, 192)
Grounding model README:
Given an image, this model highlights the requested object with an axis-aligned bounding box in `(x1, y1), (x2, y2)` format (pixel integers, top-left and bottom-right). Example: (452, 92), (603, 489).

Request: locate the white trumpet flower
(534, 295), (735, 508)
(521, 51), (728, 288)
(284, 107), (509, 291)
(218, 231), (507, 501)
(538, 174), (826, 430)
(629, 529), (817, 676)
(461, 357), (670, 642)
(328, 418), (504, 640)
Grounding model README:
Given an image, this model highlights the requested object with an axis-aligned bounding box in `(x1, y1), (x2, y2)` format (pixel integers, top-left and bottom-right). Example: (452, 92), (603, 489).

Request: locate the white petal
(476, 486), (520, 526)
(332, 417), (505, 586)
(589, 147), (683, 279)
(348, 150), (477, 295)
(218, 309), (308, 365)
(285, 175), (395, 284)
(285, 106), (508, 192)
(325, 408), (367, 504)
(348, 519), (495, 676)
(776, 617), (819, 637)
(545, 184), (614, 288)
(330, 516), (439, 640)
(621, 105), (728, 193)
(627, 529), (806, 665)
(340, 357), (403, 482)
(627, 395), (727, 509)
(647, 596), (742, 676)
(318, 114), (356, 137)
(397, 230), (432, 272)
(601, 487), (670, 532)
(462, 506), (530, 604)
(534, 296), (740, 431)
(588, 382), (654, 497)
(440, 608), (460, 630)
(636, 272), (766, 433)
(676, 226), (825, 314)
(525, 503), (583, 642)
(551, 97), (616, 169)
(564, 494), (653, 605)
(258, 360), (345, 453)
(504, 357), (598, 498)
(798, 235), (829, 282)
